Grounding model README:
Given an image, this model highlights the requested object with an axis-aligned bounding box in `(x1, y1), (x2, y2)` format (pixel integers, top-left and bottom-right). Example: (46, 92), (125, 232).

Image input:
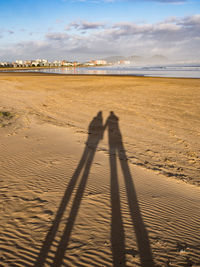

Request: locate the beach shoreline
(1, 70), (200, 79)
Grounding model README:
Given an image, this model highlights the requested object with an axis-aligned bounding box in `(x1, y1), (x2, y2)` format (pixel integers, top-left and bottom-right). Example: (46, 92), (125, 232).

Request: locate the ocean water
(9, 64), (200, 78)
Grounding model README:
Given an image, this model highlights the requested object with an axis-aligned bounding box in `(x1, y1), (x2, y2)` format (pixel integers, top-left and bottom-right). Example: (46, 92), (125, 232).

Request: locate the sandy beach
(0, 73), (200, 266)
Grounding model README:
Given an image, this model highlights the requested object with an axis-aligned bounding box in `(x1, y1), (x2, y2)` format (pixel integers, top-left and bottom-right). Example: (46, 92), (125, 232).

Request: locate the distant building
(53, 60), (61, 66)
(31, 61), (39, 67)
(85, 61), (95, 66)
(0, 62), (12, 67)
(0, 57), (109, 69)
(91, 60), (107, 65)
(16, 60), (23, 65)
(24, 60), (33, 67)
(61, 60), (73, 66)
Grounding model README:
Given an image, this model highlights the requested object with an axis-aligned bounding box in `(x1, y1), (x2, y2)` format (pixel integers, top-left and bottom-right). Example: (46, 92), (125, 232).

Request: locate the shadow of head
(108, 111), (119, 125)
(87, 111), (104, 145)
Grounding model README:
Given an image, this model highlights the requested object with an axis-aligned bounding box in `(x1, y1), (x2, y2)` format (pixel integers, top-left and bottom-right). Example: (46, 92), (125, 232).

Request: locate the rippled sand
(0, 73), (200, 266)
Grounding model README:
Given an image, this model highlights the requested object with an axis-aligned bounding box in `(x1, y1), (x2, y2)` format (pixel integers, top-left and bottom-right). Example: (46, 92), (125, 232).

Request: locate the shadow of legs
(35, 146), (89, 266)
(52, 146), (97, 267)
(35, 111), (104, 266)
(106, 111), (154, 267)
(109, 148), (126, 267)
(118, 143), (154, 267)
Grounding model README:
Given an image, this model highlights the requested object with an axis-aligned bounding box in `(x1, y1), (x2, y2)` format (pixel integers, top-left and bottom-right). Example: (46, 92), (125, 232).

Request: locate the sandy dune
(0, 74), (200, 266)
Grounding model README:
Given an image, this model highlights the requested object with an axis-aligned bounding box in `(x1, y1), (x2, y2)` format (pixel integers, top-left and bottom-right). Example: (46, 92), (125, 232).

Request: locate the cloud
(0, 28), (14, 37)
(68, 20), (106, 31)
(0, 29), (3, 38)
(48, 14), (200, 60)
(0, 14), (199, 62)
(8, 30), (14, 34)
(178, 14), (200, 26)
(46, 32), (69, 41)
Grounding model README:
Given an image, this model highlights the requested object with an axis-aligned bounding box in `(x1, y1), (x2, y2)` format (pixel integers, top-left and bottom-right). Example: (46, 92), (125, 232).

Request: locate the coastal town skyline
(0, 0), (200, 62)
(1, 54), (200, 69)
(0, 58), (109, 68)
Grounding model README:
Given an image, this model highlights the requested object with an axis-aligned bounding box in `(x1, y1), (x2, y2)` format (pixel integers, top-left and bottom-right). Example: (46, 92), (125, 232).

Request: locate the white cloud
(0, 14), (200, 61)
(68, 20), (106, 31)
(46, 32), (69, 41)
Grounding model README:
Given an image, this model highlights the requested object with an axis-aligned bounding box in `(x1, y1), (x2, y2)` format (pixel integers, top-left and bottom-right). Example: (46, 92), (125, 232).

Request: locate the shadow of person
(105, 111), (154, 267)
(105, 111), (126, 266)
(35, 111), (104, 267)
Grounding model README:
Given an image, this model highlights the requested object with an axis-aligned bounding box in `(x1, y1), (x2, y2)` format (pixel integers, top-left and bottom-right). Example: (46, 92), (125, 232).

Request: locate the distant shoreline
(0, 71), (200, 79)
(1, 64), (200, 79)
(0, 65), (107, 71)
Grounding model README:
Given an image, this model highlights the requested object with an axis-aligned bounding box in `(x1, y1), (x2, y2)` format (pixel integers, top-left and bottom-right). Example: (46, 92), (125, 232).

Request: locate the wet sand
(0, 73), (200, 266)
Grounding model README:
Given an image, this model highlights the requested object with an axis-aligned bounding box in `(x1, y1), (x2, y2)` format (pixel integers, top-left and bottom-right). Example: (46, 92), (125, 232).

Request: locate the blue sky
(0, 0), (200, 61)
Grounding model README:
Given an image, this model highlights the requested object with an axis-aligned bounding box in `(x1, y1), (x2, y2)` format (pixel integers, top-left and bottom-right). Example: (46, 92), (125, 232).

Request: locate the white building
(95, 60), (107, 65)
(16, 60), (23, 65)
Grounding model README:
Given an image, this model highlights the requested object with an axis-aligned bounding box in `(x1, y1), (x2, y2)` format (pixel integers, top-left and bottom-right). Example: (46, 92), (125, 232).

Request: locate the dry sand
(0, 73), (200, 266)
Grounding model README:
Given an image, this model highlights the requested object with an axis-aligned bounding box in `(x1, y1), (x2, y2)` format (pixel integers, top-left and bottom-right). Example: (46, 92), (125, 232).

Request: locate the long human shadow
(35, 111), (104, 267)
(105, 112), (126, 266)
(105, 111), (154, 267)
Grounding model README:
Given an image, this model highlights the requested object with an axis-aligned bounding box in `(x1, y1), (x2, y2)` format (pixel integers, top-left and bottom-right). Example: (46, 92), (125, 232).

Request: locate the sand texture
(0, 74), (200, 266)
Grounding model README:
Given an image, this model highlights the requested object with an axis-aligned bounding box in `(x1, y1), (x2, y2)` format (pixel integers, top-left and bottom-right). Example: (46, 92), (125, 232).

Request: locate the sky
(0, 0), (200, 62)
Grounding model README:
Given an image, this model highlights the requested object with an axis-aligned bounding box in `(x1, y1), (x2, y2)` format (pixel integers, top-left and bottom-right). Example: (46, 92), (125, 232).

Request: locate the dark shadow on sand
(105, 111), (154, 267)
(35, 111), (104, 267)
(35, 111), (154, 267)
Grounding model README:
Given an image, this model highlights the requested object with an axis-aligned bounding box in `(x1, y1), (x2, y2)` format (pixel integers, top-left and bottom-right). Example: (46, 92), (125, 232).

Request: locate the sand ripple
(0, 75), (200, 266)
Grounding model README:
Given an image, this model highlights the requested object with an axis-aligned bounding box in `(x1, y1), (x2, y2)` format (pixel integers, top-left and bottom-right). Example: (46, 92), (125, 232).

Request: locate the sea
(7, 64), (200, 78)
